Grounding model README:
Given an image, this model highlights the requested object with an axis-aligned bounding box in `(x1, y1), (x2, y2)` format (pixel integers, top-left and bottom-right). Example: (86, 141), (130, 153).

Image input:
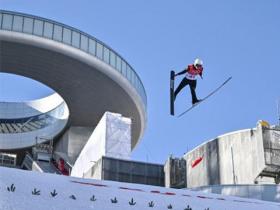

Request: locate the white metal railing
(0, 10), (147, 109)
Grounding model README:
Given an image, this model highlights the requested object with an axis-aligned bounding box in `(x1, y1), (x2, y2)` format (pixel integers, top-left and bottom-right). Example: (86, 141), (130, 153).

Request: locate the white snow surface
(0, 167), (279, 210)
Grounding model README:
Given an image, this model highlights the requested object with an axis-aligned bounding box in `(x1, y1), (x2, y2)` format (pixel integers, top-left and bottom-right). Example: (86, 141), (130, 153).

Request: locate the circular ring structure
(0, 93), (69, 149)
(0, 10), (147, 149)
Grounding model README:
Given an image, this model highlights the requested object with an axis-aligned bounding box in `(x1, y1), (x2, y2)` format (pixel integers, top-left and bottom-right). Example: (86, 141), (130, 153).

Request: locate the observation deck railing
(0, 10), (147, 109)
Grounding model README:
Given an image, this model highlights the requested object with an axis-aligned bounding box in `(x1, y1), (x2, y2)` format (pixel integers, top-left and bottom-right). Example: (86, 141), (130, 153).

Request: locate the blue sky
(1, 0), (280, 164)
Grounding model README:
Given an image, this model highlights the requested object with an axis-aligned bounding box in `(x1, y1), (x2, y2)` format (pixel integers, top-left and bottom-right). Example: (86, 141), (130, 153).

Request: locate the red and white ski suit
(174, 64), (203, 104)
(185, 64), (203, 80)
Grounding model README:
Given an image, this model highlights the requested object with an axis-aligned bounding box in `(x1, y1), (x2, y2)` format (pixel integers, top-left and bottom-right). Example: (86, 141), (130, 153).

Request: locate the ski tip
(222, 76), (232, 85)
(227, 76), (233, 81)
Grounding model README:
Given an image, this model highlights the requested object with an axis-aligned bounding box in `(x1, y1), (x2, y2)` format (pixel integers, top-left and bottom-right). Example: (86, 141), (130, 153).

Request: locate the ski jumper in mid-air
(174, 58), (203, 105)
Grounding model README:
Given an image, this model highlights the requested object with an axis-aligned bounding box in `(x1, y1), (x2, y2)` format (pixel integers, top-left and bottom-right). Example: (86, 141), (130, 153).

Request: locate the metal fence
(263, 128), (280, 167)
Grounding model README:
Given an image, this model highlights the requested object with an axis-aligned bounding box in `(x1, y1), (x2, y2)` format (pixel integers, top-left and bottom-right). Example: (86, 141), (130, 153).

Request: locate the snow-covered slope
(0, 167), (279, 210)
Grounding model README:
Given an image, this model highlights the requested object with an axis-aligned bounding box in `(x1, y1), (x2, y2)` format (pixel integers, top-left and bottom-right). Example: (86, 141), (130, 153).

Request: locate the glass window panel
(116, 56), (121, 72)
(131, 71), (135, 86)
(62, 27), (71, 44)
(137, 78), (141, 92)
(121, 60), (127, 76)
(139, 87), (143, 101)
(142, 89), (146, 105)
(72, 31), (80, 48)
(33, 19), (43, 36)
(143, 88), (147, 105)
(141, 86), (145, 102)
(23, 17), (33, 34)
(126, 65), (131, 82)
(134, 74), (138, 90)
(110, 51), (116, 67)
(96, 42), (103, 59)
(136, 77), (140, 91)
(103, 47), (110, 64)
(12, 16), (23, 32)
(0, 14), (2, 29)
(43, 22), (53, 38)
(129, 70), (134, 85)
(80, 35), (88, 52)
(53, 25), (62, 41)
(140, 82), (144, 97)
(89, 39), (96, 55)
(140, 83), (144, 99)
(2, 14), (13, 30)
(136, 77), (140, 92)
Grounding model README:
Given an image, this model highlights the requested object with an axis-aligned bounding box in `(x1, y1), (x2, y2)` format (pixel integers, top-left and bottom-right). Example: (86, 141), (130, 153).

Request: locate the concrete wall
(84, 158), (103, 179)
(218, 125), (266, 185)
(164, 156), (186, 188)
(184, 139), (220, 187)
(54, 126), (93, 164)
(184, 122), (267, 188)
(164, 157), (172, 188)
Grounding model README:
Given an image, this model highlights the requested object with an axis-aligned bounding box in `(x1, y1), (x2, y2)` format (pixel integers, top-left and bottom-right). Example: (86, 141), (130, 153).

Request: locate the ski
(177, 76), (232, 118)
(170, 70), (175, 115)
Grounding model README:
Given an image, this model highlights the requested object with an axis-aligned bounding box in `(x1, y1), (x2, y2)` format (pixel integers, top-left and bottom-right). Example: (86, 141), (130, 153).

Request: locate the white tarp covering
(71, 112), (131, 177)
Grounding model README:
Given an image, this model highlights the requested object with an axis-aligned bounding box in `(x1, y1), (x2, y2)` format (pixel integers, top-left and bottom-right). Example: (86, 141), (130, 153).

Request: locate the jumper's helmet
(194, 58), (203, 67)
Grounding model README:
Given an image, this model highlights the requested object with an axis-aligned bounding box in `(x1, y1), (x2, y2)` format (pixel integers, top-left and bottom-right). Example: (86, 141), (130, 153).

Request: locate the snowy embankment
(0, 167), (279, 210)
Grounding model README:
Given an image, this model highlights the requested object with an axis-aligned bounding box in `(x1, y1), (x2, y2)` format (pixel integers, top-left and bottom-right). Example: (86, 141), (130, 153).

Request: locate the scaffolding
(259, 126), (280, 183)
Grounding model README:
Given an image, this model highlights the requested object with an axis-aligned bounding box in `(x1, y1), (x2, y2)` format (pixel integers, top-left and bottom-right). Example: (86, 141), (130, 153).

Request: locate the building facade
(0, 10), (147, 177)
(164, 120), (280, 202)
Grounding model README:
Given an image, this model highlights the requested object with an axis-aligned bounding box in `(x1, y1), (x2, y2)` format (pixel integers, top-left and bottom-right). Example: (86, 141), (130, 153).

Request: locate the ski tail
(170, 70), (175, 115)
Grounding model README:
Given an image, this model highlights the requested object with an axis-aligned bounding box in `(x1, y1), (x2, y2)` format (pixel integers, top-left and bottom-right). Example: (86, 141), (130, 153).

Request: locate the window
(127, 65), (132, 82)
(96, 42), (103, 59)
(121, 60), (127, 76)
(110, 51), (116, 67)
(131, 71), (135, 86)
(53, 25), (62, 41)
(89, 39), (96, 55)
(0, 14), (2, 28)
(33, 19), (43, 36)
(72, 31), (80, 48)
(134, 77), (139, 91)
(116, 56), (121, 72)
(62, 27), (71, 45)
(2, 14), (13, 30)
(43, 22), (53, 38)
(23, 17), (33, 34)
(12, 16), (23, 32)
(103, 47), (110, 64)
(80, 35), (88, 52)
